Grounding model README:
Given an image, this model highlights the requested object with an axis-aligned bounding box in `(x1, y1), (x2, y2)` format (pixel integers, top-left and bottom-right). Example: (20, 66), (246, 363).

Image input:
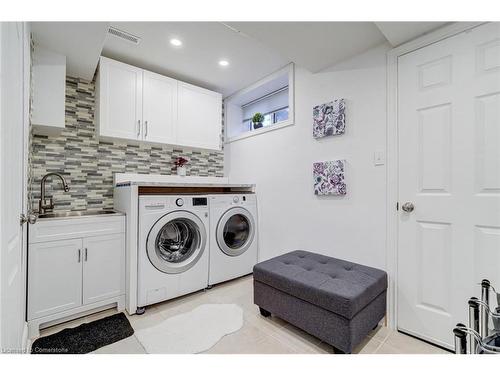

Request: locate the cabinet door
(143, 71), (178, 144)
(177, 81), (222, 150)
(98, 57), (143, 141)
(32, 47), (66, 134)
(82, 234), (125, 305)
(28, 239), (83, 320)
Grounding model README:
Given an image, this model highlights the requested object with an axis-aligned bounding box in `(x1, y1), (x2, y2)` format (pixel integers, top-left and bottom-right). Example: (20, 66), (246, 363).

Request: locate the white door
(0, 22), (29, 352)
(177, 81), (222, 150)
(98, 57), (143, 141)
(398, 23), (500, 349)
(82, 234), (124, 305)
(27, 239), (83, 320)
(142, 71), (177, 144)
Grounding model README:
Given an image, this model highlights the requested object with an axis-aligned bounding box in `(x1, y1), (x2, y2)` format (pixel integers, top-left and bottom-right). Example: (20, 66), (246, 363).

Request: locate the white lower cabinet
(27, 215), (126, 338)
(28, 239), (83, 319)
(82, 234), (125, 305)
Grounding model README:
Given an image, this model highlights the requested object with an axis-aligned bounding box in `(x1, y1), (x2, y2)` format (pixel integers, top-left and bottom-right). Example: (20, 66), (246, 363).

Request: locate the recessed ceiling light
(219, 60), (229, 67)
(170, 38), (182, 47)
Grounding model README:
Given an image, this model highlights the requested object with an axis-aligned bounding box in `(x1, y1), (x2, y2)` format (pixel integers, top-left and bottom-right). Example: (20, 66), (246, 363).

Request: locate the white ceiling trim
(374, 22), (450, 46)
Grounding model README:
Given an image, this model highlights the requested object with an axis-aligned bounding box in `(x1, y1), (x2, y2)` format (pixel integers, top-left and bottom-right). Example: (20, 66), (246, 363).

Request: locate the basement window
(242, 104), (289, 131)
(224, 64), (294, 142)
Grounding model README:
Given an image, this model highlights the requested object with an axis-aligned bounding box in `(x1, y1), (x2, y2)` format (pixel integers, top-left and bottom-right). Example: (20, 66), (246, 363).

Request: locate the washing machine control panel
(169, 197), (209, 208)
(232, 196), (240, 204)
(192, 197), (208, 206)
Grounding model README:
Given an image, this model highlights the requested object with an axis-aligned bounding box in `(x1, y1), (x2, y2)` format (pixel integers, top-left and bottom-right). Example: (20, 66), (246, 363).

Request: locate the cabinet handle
(78, 249), (81, 263)
(145, 121), (148, 138)
(137, 120), (141, 137)
(84, 248), (88, 262)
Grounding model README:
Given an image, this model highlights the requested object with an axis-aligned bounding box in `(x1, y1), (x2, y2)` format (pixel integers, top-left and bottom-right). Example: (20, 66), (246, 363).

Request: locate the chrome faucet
(39, 172), (70, 214)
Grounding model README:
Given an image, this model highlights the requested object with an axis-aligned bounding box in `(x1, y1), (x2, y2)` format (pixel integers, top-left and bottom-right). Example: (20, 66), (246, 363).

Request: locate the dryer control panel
(209, 193), (256, 207)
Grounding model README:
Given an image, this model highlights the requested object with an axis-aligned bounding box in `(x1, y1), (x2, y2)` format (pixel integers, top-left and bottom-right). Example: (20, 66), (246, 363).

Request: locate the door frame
(385, 22), (485, 330)
(21, 21), (31, 351)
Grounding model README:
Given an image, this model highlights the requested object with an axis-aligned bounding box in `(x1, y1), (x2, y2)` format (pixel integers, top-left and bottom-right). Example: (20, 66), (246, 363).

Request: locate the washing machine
(208, 194), (258, 286)
(138, 195), (209, 309)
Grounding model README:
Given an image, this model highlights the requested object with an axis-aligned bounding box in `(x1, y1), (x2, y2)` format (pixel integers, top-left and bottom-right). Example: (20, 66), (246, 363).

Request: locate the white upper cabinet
(96, 57), (221, 150)
(32, 46), (66, 136)
(177, 82), (222, 150)
(96, 57), (143, 141)
(142, 71), (178, 144)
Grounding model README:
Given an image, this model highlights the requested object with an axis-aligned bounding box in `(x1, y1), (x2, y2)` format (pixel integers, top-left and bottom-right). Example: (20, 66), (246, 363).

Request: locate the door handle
(137, 120), (141, 137)
(84, 248), (88, 262)
(78, 249), (81, 263)
(20, 212), (37, 225)
(402, 202), (415, 213)
(145, 121), (148, 138)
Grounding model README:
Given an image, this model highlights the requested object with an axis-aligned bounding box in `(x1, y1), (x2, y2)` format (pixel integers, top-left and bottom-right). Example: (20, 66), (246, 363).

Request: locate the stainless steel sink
(37, 210), (120, 220)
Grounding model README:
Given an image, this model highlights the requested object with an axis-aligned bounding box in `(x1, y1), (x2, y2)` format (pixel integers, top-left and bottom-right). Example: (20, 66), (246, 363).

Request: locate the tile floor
(38, 275), (450, 354)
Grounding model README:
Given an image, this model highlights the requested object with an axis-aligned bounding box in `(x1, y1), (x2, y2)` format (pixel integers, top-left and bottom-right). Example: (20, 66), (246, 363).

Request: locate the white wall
(226, 43), (390, 270)
(225, 101), (244, 139)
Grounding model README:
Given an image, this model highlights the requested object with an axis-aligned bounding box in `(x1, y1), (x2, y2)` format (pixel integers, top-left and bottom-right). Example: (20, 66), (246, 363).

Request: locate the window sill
(225, 119), (294, 144)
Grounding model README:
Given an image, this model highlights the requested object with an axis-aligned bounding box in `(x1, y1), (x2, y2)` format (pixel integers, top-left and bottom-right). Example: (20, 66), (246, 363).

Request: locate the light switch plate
(374, 150), (385, 166)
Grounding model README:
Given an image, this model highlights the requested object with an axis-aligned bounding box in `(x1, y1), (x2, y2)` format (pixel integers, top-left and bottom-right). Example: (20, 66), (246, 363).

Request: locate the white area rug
(135, 304), (244, 354)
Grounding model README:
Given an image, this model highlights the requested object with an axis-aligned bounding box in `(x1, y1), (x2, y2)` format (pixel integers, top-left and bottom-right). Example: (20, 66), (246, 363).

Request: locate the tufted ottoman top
(253, 250), (387, 319)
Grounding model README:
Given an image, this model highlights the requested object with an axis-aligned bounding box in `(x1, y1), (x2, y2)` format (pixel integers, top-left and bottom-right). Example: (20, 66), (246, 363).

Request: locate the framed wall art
(313, 98), (345, 138)
(313, 159), (346, 196)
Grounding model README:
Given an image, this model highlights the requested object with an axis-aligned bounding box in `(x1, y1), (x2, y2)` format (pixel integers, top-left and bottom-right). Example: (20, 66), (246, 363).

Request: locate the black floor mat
(31, 312), (134, 354)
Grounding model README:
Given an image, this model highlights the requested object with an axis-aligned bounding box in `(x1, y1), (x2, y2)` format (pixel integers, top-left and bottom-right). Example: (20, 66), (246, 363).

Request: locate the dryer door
(147, 211), (207, 274)
(216, 207), (255, 257)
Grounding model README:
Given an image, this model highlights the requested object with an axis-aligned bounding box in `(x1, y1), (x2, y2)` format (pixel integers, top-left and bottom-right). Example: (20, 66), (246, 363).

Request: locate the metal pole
(468, 297), (480, 354)
(480, 279), (490, 338)
(453, 324), (467, 354)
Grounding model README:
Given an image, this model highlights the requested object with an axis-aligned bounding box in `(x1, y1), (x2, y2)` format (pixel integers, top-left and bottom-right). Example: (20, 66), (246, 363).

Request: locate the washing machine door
(147, 211), (207, 274)
(216, 207), (255, 257)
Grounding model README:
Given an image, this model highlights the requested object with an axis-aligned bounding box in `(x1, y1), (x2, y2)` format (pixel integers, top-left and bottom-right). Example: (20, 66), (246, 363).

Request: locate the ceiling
(31, 22), (110, 80)
(101, 22), (288, 97)
(225, 22), (387, 73)
(31, 21), (450, 96)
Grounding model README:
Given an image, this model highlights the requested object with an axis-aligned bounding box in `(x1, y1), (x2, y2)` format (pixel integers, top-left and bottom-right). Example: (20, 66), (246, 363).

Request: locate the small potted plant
(252, 112), (264, 130)
(174, 157), (189, 176)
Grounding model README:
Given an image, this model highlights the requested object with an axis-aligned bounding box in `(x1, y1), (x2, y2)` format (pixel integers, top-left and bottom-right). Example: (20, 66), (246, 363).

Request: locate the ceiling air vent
(107, 26), (141, 45)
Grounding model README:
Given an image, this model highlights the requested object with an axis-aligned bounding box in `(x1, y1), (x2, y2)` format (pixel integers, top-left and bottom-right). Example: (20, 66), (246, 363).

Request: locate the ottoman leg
(259, 307), (272, 317)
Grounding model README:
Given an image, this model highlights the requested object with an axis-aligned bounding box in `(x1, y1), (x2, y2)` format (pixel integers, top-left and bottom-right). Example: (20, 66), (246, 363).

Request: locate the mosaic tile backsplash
(30, 76), (224, 212)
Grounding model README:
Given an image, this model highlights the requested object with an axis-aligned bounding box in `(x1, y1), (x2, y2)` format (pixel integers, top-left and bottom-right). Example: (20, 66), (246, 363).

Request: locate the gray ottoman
(253, 250), (387, 353)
